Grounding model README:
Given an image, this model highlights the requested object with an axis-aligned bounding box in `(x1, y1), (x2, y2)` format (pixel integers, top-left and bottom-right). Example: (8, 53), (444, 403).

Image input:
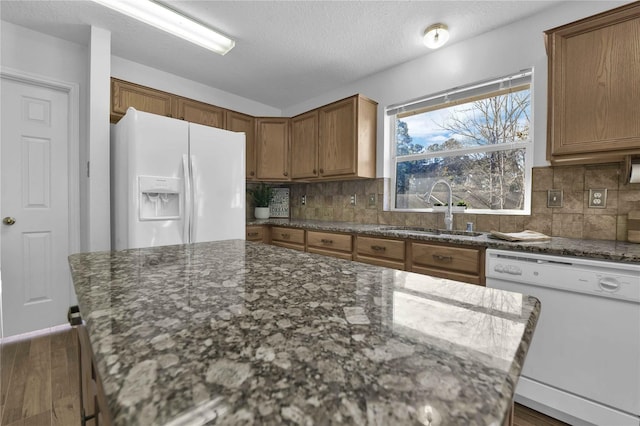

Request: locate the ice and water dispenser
(138, 176), (181, 220)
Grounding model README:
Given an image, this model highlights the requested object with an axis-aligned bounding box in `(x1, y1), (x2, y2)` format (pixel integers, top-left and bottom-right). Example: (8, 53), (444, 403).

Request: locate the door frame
(1, 66), (81, 290)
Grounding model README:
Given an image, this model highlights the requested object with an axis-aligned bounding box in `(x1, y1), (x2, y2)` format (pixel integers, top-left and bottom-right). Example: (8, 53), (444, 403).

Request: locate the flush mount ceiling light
(423, 23), (449, 49)
(92, 0), (235, 55)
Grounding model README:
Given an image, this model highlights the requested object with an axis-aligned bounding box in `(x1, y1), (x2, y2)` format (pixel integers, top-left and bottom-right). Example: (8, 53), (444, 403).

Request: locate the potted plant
(432, 202), (448, 212)
(453, 201), (468, 212)
(248, 183), (274, 219)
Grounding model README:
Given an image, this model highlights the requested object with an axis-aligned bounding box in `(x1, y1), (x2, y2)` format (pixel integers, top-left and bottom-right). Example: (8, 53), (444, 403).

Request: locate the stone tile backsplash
(248, 163), (640, 242)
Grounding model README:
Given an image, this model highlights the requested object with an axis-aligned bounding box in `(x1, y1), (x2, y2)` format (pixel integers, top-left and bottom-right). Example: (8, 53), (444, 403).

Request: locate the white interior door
(1, 77), (71, 337)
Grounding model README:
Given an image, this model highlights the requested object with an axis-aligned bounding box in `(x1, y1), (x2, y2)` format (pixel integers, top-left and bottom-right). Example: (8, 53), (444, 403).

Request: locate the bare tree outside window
(393, 85), (531, 212)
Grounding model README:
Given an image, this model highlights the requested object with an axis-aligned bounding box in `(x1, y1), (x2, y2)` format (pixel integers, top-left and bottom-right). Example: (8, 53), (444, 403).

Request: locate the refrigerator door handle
(182, 154), (191, 243)
(190, 155), (198, 243)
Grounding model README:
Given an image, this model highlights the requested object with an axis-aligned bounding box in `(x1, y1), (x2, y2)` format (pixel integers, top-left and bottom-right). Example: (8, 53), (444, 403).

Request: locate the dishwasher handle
(598, 277), (620, 292)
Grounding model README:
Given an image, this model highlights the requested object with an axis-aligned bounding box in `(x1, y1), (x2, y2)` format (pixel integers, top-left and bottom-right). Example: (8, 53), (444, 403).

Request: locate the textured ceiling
(0, 0), (562, 109)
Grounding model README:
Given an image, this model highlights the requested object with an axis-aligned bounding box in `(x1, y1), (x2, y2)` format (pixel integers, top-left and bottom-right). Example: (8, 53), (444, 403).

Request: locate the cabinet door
(256, 118), (290, 181)
(176, 98), (224, 128)
(547, 3), (640, 163)
(111, 78), (175, 122)
(246, 225), (265, 242)
(319, 97), (357, 177)
(225, 111), (256, 179)
(291, 110), (319, 179)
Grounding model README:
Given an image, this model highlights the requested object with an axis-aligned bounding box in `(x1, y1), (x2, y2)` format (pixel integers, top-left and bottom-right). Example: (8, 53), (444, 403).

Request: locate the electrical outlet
(368, 193), (376, 208)
(301, 195), (306, 206)
(588, 189), (607, 208)
(547, 190), (563, 208)
(350, 194), (357, 206)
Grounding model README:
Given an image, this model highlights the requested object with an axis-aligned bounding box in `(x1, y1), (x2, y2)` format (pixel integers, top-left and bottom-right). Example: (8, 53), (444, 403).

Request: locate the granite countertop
(248, 219), (640, 263)
(69, 240), (540, 426)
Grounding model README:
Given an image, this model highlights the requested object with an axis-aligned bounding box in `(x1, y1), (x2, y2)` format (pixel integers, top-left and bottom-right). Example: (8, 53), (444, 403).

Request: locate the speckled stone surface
(69, 240), (540, 426)
(248, 219), (640, 263)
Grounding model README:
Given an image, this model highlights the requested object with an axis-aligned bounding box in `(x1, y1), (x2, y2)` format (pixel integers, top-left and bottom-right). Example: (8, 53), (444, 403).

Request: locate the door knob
(3, 217), (16, 225)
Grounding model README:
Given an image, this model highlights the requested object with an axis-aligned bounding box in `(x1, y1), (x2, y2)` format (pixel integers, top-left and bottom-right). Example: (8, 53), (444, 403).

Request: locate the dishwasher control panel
(486, 249), (640, 303)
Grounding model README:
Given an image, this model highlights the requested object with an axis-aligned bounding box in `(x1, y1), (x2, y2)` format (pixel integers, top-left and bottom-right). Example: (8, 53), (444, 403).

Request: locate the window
(388, 69), (533, 213)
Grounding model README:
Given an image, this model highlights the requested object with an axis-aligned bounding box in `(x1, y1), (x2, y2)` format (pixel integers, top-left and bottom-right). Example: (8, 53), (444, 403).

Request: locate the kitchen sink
(376, 226), (483, 237)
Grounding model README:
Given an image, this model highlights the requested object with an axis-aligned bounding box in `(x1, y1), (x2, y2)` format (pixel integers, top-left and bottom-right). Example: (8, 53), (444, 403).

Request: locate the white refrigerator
(112, 107), (245, 249)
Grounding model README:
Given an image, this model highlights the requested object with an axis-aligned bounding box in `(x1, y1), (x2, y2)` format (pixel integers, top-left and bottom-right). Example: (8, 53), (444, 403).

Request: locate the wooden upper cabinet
(111, 78), (175, 122)
(319, 95), (377, 179)
(546, 3), (640, 164)
(225, 110), (256, 180)
(256, 118), (290, 181)
(291, 110), (319, 179)
(176, 98), (224, 128)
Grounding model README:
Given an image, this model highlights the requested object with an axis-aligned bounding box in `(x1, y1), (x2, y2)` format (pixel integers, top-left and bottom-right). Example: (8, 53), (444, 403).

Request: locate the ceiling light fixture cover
(423, 23), (449, 49)
(93, 0), (235, 55)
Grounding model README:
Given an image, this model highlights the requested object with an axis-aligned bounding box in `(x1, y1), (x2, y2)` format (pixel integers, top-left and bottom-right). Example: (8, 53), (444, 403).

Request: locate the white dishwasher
(486, 249), (640, 426)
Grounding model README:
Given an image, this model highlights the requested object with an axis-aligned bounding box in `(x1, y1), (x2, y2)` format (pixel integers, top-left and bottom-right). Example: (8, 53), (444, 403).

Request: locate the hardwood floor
(1, 327), (80, 426)
(514, 404), (569, 426)
(1, 328), (568, 426)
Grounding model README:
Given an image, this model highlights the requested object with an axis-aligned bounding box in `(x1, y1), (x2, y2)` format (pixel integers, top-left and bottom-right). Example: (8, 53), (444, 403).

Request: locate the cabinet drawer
(411, 242), (480, 275)
(356, 255), (405, 270)
(307, 231), (352, 252)
(356, 236), (405, 261)
(246, 225), (265, 242)
(271, 227), (305, 245)
(272, 241), (305, 251)
(307, 247), (353, 261)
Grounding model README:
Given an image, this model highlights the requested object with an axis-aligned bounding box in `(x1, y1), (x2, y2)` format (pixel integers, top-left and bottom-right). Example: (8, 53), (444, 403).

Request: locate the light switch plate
(547, 190), (563, 208)
(588, 189), (607, 208)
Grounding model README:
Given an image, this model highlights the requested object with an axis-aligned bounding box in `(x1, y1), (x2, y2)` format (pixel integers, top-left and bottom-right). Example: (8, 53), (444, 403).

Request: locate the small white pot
(254, 207), (270, 219)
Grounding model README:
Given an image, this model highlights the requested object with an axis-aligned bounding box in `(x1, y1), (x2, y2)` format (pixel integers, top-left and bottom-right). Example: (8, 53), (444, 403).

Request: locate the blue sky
(401, 105), (466, 149)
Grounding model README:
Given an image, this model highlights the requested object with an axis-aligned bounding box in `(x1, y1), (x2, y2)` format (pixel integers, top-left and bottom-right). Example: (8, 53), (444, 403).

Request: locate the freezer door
(189, 123), (246, 243)
(113, 108), (189, 249)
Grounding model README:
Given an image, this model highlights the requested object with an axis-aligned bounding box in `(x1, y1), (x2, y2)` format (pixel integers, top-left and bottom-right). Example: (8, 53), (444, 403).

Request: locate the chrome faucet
(426, 179), (453, 231)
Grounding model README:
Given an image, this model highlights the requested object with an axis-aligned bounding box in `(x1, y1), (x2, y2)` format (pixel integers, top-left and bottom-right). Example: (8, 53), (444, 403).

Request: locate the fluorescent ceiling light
(93, 0), (235, 55)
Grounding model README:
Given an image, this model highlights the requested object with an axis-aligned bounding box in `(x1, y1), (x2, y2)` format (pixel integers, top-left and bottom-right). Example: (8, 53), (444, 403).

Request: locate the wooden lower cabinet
(263, 226), (486, 284)
(410, 241), (485, 285)
(77, 325), (111, 426)
(307, 231), (353, 260)
(270, 226), (305, 251)
(355, 236), (405, 270)
(246, 225), (266, 243)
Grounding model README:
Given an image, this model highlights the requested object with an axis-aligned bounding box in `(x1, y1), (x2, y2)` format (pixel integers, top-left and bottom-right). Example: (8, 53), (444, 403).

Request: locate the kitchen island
(68, 240), (540, 425)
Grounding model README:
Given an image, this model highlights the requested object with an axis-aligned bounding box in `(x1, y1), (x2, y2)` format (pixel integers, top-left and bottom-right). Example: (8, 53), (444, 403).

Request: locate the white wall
(111, 56), (281, 117)
(88, 26), (112, 251)
(281, 1), (629, 176)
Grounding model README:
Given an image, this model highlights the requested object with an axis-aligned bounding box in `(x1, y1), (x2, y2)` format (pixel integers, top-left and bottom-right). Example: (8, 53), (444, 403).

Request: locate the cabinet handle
(283, 171), (289, 177)
(319, 168), (324, 174)
(432, 254), (453, 262)
(321, 239), (333, 244)
(248, 232), (259, 237)
(281, 233), (290, 239)
(313, 169), (317, 174)
(249, 171), (255, 176)
(371, 245), (386, 251)
(180, 117), (185, 120)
